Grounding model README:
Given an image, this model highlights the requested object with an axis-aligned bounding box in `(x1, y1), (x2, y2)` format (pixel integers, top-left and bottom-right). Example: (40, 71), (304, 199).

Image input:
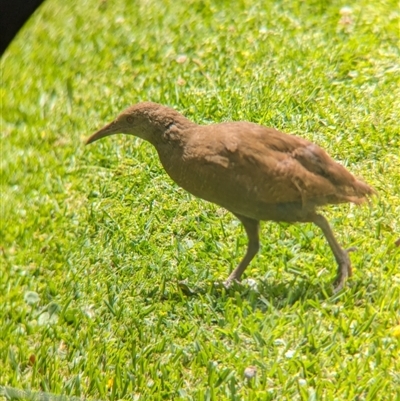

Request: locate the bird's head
(86, 102), (191, 146)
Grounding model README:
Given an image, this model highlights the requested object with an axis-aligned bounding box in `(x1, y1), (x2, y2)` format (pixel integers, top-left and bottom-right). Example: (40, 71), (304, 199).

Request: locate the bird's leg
(224, 214), (260, 287)
(311, 213), (355, 292)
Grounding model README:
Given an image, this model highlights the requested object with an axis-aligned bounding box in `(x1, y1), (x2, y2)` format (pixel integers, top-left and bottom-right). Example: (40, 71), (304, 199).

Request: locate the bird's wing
(185, 122), (372, 206)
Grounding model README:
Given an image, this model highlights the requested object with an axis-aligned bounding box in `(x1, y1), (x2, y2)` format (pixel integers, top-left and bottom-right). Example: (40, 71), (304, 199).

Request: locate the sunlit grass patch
(1, 0), (399, 399)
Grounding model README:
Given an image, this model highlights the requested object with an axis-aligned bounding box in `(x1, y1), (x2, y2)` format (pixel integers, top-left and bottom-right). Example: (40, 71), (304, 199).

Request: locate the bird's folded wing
(186, 123), (372, 206)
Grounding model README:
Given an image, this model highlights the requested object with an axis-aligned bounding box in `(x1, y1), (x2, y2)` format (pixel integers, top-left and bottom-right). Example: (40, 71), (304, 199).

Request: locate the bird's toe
(333, 250), (353, 292)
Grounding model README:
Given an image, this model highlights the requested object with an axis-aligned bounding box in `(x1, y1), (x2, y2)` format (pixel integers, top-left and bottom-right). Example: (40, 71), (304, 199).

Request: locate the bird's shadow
(172, 277), (336, 312)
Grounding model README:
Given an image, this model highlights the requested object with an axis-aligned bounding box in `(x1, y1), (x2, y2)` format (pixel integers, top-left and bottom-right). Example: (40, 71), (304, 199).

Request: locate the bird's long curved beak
(86, 121), (119, 145)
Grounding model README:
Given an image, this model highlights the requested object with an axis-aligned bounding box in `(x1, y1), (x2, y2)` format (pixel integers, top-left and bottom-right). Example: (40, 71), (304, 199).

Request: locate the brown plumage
(86, 102), (374, 291)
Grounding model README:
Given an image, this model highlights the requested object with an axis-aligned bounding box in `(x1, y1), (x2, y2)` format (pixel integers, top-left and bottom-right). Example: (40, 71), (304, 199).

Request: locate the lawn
(1, 0), (399, 399)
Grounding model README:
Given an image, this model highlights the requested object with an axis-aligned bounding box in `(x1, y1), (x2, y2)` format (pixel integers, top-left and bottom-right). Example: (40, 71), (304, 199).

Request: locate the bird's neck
(148, 116), (195, 148)
(150, 123), (193, 181)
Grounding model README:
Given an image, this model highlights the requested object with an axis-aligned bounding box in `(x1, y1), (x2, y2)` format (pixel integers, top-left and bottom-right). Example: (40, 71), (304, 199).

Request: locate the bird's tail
(334, 177), (375, 205)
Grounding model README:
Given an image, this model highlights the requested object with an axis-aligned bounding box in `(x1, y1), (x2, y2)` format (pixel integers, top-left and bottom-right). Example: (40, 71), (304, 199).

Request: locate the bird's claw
(333, 247), (357, 293)
(213, 278), (242, 290)
(333, 278), (346, 294)
(214, 280), (232, 290)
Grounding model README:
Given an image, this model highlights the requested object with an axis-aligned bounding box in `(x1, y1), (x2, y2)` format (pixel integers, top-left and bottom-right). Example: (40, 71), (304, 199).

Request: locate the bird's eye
(126, 116), (134, 124)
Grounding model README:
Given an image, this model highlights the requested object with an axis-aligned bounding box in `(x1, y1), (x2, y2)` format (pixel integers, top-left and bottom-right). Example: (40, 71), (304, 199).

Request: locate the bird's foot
(219, 279), (234, 289)
(223, 271), (245, 288)
(333, 247), (357, 293)
(213, 277), (241, 290)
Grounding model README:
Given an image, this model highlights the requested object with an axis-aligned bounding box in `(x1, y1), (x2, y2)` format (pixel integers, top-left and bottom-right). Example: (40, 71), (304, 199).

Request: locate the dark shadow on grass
(169, 277), (338, 312)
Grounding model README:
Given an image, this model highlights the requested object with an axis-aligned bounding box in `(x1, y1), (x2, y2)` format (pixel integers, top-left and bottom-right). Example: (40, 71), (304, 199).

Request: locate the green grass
(1, 0), (399, 399)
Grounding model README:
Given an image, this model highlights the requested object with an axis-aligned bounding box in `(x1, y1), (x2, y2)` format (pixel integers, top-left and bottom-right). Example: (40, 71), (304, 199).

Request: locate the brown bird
(86, 102), (374, 292)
